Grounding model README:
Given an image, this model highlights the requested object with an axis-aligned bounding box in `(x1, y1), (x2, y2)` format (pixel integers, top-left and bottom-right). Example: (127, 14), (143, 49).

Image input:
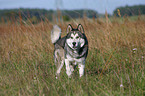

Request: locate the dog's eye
(71, 37), (73, 39)
(76, 36), (79, 39)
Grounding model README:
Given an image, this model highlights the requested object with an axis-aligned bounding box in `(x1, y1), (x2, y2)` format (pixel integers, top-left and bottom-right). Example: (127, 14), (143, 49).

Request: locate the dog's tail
(51, 25), (61, 44)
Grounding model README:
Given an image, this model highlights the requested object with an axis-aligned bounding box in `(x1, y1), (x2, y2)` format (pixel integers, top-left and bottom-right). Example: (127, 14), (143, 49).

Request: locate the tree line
(0, 8), (98, 23)
(113, 5), (145, 17)
(0, 5), (144, 23)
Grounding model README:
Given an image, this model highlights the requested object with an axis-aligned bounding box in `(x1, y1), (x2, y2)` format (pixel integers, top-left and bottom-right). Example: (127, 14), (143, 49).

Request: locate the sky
(0, 0), (145, 14)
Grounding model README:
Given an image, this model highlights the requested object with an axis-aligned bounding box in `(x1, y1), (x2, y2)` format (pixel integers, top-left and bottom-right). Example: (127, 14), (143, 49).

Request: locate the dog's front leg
(65, 59), (72, 77)
(78, 63), (85, 77)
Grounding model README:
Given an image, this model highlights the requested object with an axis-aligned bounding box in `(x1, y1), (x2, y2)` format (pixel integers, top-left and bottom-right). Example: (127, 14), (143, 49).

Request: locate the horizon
(0, 0), (145, 15)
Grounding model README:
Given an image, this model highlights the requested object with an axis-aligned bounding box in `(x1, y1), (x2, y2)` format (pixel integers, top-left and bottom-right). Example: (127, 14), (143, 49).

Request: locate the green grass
(0, 16), (145, 96)
(0, 48), (144, 96)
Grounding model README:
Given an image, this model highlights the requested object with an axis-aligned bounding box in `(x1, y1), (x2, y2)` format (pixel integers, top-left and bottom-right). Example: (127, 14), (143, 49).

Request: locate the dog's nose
(72, 42), (76, 46)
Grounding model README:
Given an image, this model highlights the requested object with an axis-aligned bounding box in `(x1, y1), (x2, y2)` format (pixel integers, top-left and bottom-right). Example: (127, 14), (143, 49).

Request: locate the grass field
(0, 15), (145, 96)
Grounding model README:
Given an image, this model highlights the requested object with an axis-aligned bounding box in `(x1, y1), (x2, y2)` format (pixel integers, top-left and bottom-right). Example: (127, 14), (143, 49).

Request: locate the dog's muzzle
(72, 42), (77, 49)
(72, 42), (76, 46)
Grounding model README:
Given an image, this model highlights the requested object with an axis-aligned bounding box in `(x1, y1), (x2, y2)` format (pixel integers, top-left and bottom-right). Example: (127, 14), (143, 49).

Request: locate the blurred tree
(63, 15), (70, 21)
(31, 16), (38, 24)
(113, 5), (145, 17)
(0, 8), (98, 23)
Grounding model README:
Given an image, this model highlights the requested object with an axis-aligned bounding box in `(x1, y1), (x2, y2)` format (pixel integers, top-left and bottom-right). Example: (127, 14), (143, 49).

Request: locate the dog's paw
(55, 74), (60, 79)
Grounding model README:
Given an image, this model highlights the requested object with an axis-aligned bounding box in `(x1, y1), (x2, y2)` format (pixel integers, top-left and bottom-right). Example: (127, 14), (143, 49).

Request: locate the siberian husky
(51, 24), (88, 78)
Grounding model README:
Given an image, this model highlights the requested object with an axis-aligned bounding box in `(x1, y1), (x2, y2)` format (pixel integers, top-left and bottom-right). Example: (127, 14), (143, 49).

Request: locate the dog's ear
(67, 24), (73, 33)
(77, 24), (84, 33)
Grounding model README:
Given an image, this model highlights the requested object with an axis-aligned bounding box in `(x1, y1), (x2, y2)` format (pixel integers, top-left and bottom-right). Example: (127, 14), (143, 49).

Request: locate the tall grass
(0, 15), (145, 95)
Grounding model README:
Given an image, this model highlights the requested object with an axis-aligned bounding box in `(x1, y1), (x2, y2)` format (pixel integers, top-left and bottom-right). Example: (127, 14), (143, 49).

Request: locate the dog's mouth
(72, 46), (78, 49)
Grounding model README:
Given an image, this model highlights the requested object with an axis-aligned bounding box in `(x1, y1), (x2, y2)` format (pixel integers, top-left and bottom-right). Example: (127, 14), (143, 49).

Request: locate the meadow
(0, 15), (145, 96)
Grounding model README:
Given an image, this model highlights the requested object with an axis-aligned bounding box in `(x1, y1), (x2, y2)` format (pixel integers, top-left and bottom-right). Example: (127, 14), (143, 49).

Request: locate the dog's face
(66, 24), (85, 50)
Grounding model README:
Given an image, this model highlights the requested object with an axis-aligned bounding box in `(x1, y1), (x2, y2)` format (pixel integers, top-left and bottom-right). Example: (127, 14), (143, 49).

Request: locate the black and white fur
(51, 24), (88, 78)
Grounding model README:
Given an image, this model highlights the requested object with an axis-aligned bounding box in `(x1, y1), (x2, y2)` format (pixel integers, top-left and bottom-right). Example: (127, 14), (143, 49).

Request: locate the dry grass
(0, 15), (145, 95)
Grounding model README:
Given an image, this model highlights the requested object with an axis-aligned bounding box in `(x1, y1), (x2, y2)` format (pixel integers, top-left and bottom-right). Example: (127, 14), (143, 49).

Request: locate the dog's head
(66, 24), (86, 50)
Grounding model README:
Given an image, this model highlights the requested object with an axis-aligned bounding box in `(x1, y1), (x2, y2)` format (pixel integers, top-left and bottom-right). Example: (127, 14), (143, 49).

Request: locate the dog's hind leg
(70, 62), (77, 72)
(55, 48), (65, 79)
(70, 65), (74, 72)
(56, 60), (64, 78)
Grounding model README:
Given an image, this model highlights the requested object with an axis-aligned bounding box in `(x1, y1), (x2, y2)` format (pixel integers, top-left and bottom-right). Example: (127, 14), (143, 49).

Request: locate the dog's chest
(66, 53), (85, 63)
